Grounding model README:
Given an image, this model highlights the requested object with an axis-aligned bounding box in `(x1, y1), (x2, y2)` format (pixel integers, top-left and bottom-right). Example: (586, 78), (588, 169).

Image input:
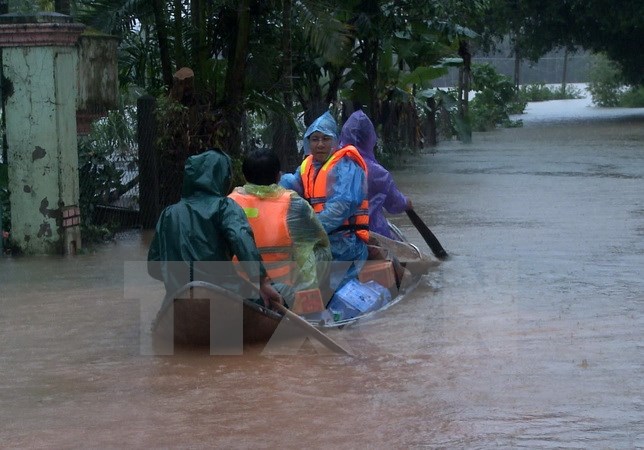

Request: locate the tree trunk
(173, 0), (186, 68)
(561, 47), (569, 94)
(325, 68), (343, 110)
(190, 0), (208, 91)
(303, 98), (327, 127)
(151, 0), (174, 89)
(458, 39), (472, 143)
(513, 47), (521, 88)
(426, 97), (437, 147)
(360, 0), (380, 122)
(223, 0), (251, 157)
(272, 0), (299, 171)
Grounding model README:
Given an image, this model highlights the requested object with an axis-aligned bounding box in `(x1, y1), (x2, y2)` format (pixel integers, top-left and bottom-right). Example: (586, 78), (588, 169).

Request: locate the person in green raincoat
(147, 149), (282, 307)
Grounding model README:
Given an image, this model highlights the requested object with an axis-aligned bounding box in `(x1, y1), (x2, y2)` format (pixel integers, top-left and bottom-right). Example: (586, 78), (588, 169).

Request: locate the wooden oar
(243, 278), (352, 355)
(270, 301), (352, 356)
(406, 209), (448, 260)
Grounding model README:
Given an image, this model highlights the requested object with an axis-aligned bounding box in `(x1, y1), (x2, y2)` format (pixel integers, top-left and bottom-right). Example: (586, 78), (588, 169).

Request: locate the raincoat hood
(303, 111), (339, 156)
(181, 149), (232, 198)
(339, 110), (377, 162)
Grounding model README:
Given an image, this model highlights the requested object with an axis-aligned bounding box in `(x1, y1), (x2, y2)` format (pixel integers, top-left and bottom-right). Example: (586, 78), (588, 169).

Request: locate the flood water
(1, 98), (643, 448)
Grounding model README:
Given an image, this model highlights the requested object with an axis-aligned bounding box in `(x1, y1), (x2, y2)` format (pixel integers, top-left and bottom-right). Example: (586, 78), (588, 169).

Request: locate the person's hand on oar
(242, 277), (350, 354)
(259, 276), (284, 308)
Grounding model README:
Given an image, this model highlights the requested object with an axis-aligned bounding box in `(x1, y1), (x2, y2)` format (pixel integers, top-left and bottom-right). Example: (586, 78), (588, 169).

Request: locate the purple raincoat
(339, 110), (408, 240)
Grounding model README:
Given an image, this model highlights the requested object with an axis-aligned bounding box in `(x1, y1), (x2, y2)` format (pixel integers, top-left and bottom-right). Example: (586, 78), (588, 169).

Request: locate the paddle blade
(406, 209), (448, 260)
(271, 301), (352, 356)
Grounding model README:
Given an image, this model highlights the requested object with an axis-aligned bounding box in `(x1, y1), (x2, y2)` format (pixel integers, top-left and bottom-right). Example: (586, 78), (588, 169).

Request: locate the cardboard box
(292, 288), (325, 315)
(359, 260), (396, 289)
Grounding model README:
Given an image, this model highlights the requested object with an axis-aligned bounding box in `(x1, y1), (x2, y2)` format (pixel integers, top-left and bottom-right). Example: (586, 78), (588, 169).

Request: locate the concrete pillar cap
(0, 13), (85, 47)
(0, 12), (73, 25)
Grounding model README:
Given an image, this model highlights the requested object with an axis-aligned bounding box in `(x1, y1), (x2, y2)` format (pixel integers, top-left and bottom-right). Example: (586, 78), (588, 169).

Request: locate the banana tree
(339, 1), (475, 149)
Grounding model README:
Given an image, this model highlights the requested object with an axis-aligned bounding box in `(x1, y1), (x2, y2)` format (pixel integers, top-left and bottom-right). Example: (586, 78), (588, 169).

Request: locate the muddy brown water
(1, 99), (642, 448)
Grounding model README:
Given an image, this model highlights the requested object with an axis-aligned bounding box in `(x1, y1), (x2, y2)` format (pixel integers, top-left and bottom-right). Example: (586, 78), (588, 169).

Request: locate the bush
(619, 86), (644, 107)
(78, 104), (137, 244)
(0, 164), (7, 233)
(1, 186), (9, 236)
(587, 54), (625, 107)
(519, 83), (583, 102)
(469, 64), (525, 131)
(587, 53), (644, 107)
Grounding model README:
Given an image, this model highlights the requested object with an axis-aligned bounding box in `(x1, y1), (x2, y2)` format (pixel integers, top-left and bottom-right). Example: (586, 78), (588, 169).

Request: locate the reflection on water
(1, 102), (643, 447)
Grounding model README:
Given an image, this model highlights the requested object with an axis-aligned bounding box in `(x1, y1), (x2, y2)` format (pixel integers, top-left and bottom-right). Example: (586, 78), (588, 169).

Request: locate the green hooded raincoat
(147, 149), (266, 295)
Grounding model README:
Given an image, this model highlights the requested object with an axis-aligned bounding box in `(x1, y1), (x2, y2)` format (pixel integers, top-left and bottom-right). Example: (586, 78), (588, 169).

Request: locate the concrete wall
(4, 45), (80, 253)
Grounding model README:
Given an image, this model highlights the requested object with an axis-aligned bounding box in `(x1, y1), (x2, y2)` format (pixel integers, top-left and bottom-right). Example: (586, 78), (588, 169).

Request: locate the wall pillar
(0, 13), (84, 254)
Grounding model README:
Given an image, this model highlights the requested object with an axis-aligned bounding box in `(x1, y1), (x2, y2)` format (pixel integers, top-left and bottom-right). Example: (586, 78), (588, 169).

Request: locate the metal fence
(433, 51), (594, 88)
(79, 95), (164, 233)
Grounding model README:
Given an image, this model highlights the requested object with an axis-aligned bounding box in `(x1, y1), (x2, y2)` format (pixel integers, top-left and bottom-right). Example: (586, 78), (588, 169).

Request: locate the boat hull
(153, 282), (282, 347)
(152, 231), (438, 347)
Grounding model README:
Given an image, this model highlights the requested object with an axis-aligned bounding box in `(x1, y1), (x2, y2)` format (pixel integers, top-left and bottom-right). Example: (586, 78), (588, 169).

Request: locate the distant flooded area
(1, 98), (642, 448)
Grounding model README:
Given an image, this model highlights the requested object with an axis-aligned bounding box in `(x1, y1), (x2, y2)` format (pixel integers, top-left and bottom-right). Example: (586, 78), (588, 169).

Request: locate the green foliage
(567, 0), (644, 86)
(519, 83), (583, 102)
(478, 1), (644, 86)
(469, 64), (525, 131)
(1, 165), (10, 252)
(0, 166), (16, 254)
(230, 155), (244, 190)
(619, 86), (644, 108)
(0, 163), (6, 189)
(78, 104), (137, 243)
(586, 54), (644, 108)
(8, 0), (29, 13)
(6, 0), (55, 13)
(587, 54), (625, 107)
(69, 0), (643, 155)
(154, 95), (227, 158)
(1, 185), (8, 233)
(116, 24), (164, 96)
(153, 94), (232, 205)
(153, 96), (189, 152)
(378, 140), (419, 170)
(433, 88), (468, 141)
(295, 2), (353, 66)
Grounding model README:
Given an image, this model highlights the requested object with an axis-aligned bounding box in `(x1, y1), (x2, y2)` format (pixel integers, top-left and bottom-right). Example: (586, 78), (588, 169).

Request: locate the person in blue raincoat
(280, 111), (369, 291)
(339, 109), (412, 241)
(148, 149), (282, 307)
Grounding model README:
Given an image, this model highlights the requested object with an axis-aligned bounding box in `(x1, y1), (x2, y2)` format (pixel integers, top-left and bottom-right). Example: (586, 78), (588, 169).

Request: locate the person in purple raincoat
(339, 109), (412, 241)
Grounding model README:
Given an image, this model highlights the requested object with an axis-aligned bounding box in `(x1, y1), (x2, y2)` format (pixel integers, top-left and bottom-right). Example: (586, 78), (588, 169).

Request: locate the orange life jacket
(300, 145), (369, 243)
(228, 189), (295, 284)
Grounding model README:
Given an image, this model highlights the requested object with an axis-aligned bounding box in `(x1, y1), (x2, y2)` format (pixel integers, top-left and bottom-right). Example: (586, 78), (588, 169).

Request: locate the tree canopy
(478, 0), (644, 85)
(10, 0), (642, 159)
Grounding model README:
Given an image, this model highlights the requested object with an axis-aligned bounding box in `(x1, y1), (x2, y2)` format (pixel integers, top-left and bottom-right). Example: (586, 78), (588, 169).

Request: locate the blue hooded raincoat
(339, 110), (409, 240)
(280, 112), (368, 286)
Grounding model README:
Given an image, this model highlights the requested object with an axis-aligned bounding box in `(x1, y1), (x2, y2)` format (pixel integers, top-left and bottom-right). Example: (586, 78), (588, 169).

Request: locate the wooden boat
(152, 226), (438, 347)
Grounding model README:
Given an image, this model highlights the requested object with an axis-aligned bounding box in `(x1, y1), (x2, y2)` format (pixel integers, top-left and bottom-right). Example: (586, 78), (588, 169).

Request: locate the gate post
(137, 95), (160, 229)
(0, 12), (84, 254)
